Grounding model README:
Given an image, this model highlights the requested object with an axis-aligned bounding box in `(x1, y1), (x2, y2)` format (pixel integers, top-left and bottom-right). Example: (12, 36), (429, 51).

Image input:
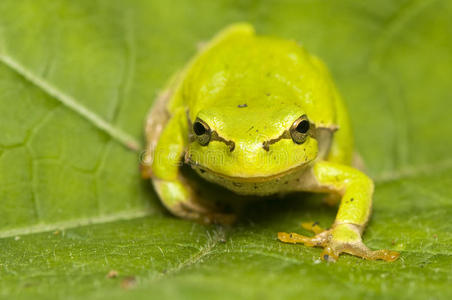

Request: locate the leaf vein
(0, 210), (152, 238)
(109, 11), (136, 123)
(0, 52), (142, 151)
(371, 0), (439, 64)
(152, 227), (225, 279)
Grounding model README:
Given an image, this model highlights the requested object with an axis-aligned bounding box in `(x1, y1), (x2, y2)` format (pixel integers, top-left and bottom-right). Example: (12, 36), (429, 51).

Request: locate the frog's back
(179, 24), (340, 130)
(164, 24), (353, 165)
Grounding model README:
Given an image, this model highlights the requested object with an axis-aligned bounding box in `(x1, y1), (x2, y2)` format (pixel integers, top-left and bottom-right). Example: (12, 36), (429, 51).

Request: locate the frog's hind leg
(153, 176), (236, 225)
(141, 72), (181, 179)
(145, 72), (236, 225)
(326, 93), (353, 166)
(309, 54), (354, 166)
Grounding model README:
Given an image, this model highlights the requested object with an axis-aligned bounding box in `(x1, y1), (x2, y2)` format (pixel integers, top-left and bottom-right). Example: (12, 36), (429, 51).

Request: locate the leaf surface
(0, 0), (451, 299)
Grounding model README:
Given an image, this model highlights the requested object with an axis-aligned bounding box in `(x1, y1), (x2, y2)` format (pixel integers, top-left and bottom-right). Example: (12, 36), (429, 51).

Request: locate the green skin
(143, 23), (399, 262)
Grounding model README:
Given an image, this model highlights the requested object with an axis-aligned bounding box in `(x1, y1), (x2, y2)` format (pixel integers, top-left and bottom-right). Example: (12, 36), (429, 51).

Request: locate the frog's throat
(185, 156), (312, 183)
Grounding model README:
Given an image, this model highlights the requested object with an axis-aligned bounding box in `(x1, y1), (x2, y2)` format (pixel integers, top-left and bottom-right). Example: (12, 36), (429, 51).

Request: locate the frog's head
(182, 28), (338, 183)
(185, 104), (325, 182)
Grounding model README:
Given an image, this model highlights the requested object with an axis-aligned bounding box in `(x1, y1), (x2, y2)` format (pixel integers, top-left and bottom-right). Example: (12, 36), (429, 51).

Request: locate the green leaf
(1, 0), (451, 299)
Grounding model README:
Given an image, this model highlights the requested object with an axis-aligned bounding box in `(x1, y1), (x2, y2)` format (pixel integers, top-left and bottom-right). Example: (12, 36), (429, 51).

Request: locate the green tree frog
(142, 23), (399, 262)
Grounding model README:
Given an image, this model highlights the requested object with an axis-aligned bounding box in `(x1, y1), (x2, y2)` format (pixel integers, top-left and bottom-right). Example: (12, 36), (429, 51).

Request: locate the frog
(142, 23), (399, 262)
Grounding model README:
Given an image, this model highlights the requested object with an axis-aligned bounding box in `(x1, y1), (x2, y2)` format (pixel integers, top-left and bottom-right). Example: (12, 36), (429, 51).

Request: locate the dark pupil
(296, 120), (310, 134)
(193, 122), (207, 135)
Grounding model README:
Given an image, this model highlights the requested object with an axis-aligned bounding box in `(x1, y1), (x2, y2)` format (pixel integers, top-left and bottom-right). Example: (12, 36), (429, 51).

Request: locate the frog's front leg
(151, 109), (235, 225)
(278, 161), (399, 262)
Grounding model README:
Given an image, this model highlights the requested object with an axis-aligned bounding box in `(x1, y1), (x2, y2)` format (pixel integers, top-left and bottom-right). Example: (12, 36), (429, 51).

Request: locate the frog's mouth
(185, 157), (311, 183)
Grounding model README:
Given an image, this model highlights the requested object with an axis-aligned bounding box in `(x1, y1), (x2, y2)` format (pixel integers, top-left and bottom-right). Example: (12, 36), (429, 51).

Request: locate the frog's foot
(154, 179), (236, 225)
(278, 222), (399, 262)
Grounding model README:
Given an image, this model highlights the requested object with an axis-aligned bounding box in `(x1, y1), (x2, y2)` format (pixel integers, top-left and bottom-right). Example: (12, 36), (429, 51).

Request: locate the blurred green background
(0, 0), (451, 299)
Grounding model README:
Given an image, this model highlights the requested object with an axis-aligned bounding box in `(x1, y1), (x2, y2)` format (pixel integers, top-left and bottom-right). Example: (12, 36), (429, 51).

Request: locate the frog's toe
(301, 221), (325, 234)
(278, 221), (329, 246)
(326, 224), (400, 262)
(343, 245), (400, 262)
(326, 238), (400, 262)
(279, 232), (308, 245)
(277, 231), (328, 247)
(320, 247), (340, 262)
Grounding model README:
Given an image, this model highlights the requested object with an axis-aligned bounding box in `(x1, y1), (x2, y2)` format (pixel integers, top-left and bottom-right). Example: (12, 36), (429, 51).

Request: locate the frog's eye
(290, 115), (310, 144)
(193, 118), (211, 146)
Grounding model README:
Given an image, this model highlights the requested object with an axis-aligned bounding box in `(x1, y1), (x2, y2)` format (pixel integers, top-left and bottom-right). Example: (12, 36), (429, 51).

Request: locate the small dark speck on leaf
(238, 104), (248, 108)
(23, 282), (35, 288)
(106, 270), (118, 279)
(350, 198), (354, 202)
(121, 276), (137, 289)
